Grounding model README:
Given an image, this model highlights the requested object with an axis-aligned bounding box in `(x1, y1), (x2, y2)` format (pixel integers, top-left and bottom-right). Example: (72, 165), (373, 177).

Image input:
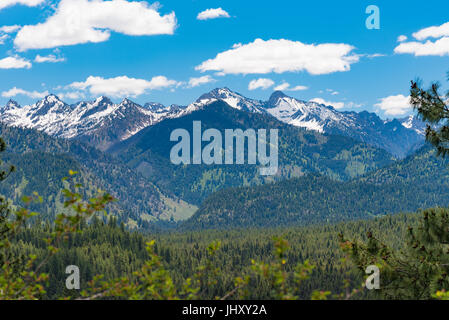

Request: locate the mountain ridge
(111, 100), (395, 205)
(0, 88), (426, 157)
(182, 144), (449, 230)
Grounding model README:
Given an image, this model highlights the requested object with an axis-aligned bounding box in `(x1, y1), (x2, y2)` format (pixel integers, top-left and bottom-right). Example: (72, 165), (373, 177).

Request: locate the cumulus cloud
(394, 37), (449, 56)
(69, 75), (180, 97)
(311, 98), (345, 110)
(188, 75), (215, 88)
(395, 21), (449, 56)
(397, 35), (408, 42)
(197, 8), (230, 20)
(0, 0), (44, 11)
(413, 21), (449, 40)
(0, 56), (31, 69)
(57, 91), (85, 100)
(274, 82), (290, 91)
(288, 85), (308, 91)
(195, 39), (359, 75)
(248, 78), (274, 90)
(273, 82), (308, 92)
(2, 87), (48, 99)
(14, 0), (177, 51)
(35, 54), (65, 63)
(374, 94), (412, 116)
(0, 25), (21, 33)
(0, 35), (8, 45)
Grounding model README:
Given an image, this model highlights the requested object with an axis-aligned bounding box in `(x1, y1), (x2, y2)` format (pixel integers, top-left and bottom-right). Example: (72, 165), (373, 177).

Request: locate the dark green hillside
(183, 146), (449, 229)
(358, 145), (448, 185)
(0, 125), (189, 226)
(112, 101), (394, 205)
(0, 151), (123, 218)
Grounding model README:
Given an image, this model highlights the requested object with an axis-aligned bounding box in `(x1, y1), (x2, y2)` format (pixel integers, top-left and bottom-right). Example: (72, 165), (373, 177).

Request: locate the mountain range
(111, 100), (394, 205)
(0, 87), (441, 230)
(0, 88), (426, 157)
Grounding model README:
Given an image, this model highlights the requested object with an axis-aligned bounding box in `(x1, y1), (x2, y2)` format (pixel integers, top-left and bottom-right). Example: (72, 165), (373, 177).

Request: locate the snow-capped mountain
(180, 88), (425, 157)
(398, 115), (427, 136)
(0, 88), (426, 157)
(264, 91), (348, 132)
(188, 87), (266, 113)
(0, 94), (186, 151)
(181, 88), (425, 157)
(263, 91), (425, 157)
(1, 95), (73, 137)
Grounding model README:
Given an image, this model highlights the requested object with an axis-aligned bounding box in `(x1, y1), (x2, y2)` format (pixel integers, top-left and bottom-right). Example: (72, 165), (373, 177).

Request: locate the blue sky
(0, 0), (448, 119)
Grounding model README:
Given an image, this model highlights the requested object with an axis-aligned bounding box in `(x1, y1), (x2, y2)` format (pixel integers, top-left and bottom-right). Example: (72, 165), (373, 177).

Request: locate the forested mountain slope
(0, 125), (195, 226)
(112, 100), (394, 205)
(183, 146), (449, 229)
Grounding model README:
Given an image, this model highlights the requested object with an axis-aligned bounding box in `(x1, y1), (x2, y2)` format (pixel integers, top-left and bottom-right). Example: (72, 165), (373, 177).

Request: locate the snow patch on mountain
(399, 115), (427, 135)
(0, 87), (426, 157)
(0, 94), (186, 147)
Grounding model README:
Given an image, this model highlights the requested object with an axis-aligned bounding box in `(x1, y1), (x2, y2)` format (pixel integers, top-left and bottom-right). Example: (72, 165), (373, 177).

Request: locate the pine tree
(0, 137), (17, 270)
(340, 207), (449, 299)
(340, 73), (449, 299)
(411, 72), (449, 156)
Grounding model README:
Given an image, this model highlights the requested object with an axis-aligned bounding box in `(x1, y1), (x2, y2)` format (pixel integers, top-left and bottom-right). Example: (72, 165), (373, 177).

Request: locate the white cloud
(2, 87), (48, 99)
(273, 82), (308, 92)
(0, 0), (44, 11)
(395, 21), (449, 56)
(394, 37), (449, 56)
(197, 8), (230, 20)
(0, 25), (21, 33)
(188, 75), (215, 88)
(311, 98), (345, 110)
(57, 91), (85, 100)
(326, 89), (339, 95)
(196, 38), (359, 75)
(0, 56), (31, 69)
(289, 85), (308, 91)
(35, 54), (65, 63)
(14, 0), (177, 51)
(274, 82), (290, 91)
(397, 35), (408, 42)
(413, 21), (449, 40)
(0, 35), (8, 44)
(248, 78), (274, 90)
(364, 53), (386, 58)
(69, 75), (180, 97)
(374, 94), (412, 116)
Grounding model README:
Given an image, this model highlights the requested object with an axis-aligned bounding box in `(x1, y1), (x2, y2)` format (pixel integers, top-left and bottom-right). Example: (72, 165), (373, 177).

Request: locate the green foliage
(6, 210), (422, 300)
(340, 207), (449, 300)
(247, 237), (315, 300)
(183, 148), (449, 229)
(73, 236), (320, 300)
(0, 167), (115, 300)
(411, 73), (449, 157)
